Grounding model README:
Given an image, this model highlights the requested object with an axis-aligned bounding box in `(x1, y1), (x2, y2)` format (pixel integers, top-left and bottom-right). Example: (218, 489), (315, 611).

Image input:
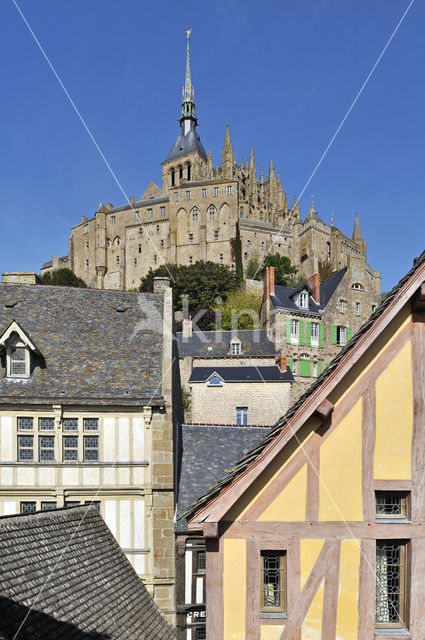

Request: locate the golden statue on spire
(186, 28), (192, 39)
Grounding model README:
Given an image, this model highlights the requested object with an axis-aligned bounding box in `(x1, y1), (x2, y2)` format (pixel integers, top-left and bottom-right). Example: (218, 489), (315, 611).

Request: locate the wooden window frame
(375, 491), (410, 520)
(375, 539), (408, 629)
(260, 550), (287, 614)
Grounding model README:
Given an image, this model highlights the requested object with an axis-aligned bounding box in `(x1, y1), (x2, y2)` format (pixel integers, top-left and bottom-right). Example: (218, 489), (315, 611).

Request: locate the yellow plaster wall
(319, 399), (363, 521)
(258, 464), (307, 521)
(300, 540), (325, 639)
(261, 625), (285, 640)
(223, 539), (246, 639)
(374, 340), (413, 479)
(335, 539), (361, 639)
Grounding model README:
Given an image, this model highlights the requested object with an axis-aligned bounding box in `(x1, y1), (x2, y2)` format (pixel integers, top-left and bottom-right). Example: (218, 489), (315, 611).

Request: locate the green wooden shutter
(317, 361), (323, 376)
(306, 322), (311, 347)
(288, 357), (294, 373)
(299, 320), (305, 346)
(286, 318), (291, 344)
(347, 327), (353, 342)
(299, 360), (311, 377)
(331, 324), (337, 345)
(319, 322), (325, 348)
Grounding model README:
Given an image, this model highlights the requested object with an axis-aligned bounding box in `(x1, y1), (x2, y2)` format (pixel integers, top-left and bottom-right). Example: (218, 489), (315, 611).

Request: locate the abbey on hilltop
(41, 33), (381, 295)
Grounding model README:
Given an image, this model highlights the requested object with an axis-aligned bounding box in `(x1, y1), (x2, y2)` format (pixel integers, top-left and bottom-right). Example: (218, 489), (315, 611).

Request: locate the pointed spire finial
(352, 211), (364, 242)
(180, 30), (197, 125)
(331, 211), (334, 226)
(224, 124), (231, 148)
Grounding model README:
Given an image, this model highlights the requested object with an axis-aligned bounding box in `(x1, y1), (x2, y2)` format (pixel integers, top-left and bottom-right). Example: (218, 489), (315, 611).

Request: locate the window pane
(65, 501), (81, 508)
(262, 551), (286, 611)
(39, 435), (55, 461)
(376, 492), (407, 517)
(20, 502), (36, 514)
(84, 500), (100, 511)
(18, 435), (33, 460)
(83, 418), (98, 431)
(196, 629), (206, 640)
(63, 418), (78, 431)
(39, 418), (54, 431)
(376, 541), (405, 625)
(18, 417), (33, 430)
(63, 436), (78, 461)
(84, 436), (99, 461)
(41, 502), (57, 511)
(197, 551), (206, 572)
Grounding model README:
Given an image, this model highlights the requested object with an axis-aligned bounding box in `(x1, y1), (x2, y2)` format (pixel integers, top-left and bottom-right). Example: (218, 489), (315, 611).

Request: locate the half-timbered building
(186, 250), (425, 638)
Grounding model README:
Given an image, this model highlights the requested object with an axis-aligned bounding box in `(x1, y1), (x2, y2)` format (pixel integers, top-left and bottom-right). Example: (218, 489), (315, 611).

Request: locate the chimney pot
(306, 273), (320, 303)
(182, 317), (193, 338)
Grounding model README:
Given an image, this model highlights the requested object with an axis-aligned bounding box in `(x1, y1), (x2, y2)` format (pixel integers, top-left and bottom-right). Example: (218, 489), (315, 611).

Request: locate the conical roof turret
(352, 212), (364, 242)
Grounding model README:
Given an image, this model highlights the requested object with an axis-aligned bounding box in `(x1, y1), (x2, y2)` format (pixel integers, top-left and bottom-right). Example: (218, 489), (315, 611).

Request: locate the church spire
(352, 212), (364, 242)
(180, 29), (197, 126)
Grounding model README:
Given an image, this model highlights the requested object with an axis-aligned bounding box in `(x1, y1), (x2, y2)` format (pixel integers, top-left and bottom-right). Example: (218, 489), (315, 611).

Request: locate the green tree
(246, 254), (261, 280)
(254, 254), (298, 286)
(40, 268), (87, 288)
(139, 261), (239, 315)
(215, 289), (263, 330)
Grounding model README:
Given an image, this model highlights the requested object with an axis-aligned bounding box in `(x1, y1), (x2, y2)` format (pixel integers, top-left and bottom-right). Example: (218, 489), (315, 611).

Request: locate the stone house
(40, 35), (380, 301)
(175, 423), (270, 640)
(0, 275), (181, 621)
(186, 248), (425, 638)
(0, 506), (175, 638)
(262, 258), (381, 398)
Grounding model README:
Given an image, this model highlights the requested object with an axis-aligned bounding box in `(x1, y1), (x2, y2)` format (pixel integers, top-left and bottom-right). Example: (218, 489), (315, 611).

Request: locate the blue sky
(0, 0), (423, 291)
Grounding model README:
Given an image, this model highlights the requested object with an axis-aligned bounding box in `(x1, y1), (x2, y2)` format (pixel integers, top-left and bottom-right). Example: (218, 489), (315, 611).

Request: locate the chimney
(276, 354), (287, 372)
(269, 266), (275, 296)
(182, 317), (193, 338)
(306, 272), (320, 303)
(263, 266), (276, 301)
(153, 276), (171, 294)
(2, 272), (41, 285)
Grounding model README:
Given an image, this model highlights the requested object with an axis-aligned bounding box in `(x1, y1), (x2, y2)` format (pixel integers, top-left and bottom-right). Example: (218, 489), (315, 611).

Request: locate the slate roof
(0, 284), (165, 406)
(0, 506), (175, 639)
(188, 365), (293, 384)
(164, 124), (207, 163)
(184, 252), (425, 520)
(177, 329), (276, 359)
(176, 424), (271, 530)
(270, 267), (347, 313)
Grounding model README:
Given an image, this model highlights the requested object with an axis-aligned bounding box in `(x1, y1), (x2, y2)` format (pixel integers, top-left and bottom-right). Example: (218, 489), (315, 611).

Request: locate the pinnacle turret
(180, 29), (197, 125)
(352, 212), (364, 242)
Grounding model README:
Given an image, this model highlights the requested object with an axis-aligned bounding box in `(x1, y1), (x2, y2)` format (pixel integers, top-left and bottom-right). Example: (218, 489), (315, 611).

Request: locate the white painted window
(227, 185), (232, 195)
(160, 206), (166, 216)
(202, 188), (206, 198)
(186, 190), (191, 200)
(311, 322), (319, 346)
(214, 186), (219, 196)
(337, 326), (346, 346)
(290, 319), (299, 337)
(8, 345), (30, 378)
(110, 215), (116, 225)
(299, 292), (308, 308)
(236, 407), (248, 425)
(312, 362), (318, 376)
(231, 342), (240, 355)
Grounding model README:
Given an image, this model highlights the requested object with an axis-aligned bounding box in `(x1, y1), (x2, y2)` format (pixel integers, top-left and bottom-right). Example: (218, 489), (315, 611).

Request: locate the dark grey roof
(184, 251), (425, 521)
(110, 196), (169, 214)
(320, 267), (347, 306)
(188, 365), (293, 383)
(176, 424), (271, 530)
(270, 267), (347, 313)
(177, 330), (276, 359)
(0, 506), (175, 639)
(164, 123), (207, 163)
(0, 284), (165, 405)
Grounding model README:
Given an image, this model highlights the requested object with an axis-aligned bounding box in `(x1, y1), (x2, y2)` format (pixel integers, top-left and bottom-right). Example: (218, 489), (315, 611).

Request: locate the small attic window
(352, 283), (364, 291)
(7, 341), (30, 378)
(207, 374), (223, 387)
(299, 292), (309, 308)
(230, 338), (242, 355)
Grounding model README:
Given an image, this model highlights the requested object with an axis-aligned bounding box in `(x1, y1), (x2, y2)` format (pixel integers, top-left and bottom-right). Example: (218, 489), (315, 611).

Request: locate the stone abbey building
(41, 33), (380, 297)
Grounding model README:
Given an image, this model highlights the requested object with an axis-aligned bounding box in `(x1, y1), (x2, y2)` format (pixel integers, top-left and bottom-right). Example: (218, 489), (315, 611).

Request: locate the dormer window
(299, 292), (309, 309)
(0, 321), (39, 380)
(206, 373), (224, 387)
(230, 337), (242, 355)
(352, 283), (364, 291)
(9, 344), (29, 377)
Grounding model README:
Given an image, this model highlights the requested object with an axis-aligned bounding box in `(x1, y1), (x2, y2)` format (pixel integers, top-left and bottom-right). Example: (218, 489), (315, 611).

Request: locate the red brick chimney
(306, 272), (320, 303)
(263, 267), (276, 301)
(276, 354), (287, 372)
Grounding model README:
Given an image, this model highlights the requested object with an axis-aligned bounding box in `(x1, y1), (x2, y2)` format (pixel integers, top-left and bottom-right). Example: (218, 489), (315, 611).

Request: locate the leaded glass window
(65, 501), (81, 508)
(197, 550), (206, 573)
(41, 502), (57, 511)
(376, 492), (408, 519)
(39, 435), (54, 461)
(83, 418), (98, 431)
(10, 346), (27, 376)
(84, 500), (100, 511)
(196, 629), (206, 640)
(39, 418), (54, 431)
(84, 436), (99, 461)
(20, 502), (36, 514)
(261, 551), (286, 612)
(18, 435), (33, 460)
(18, 417), (33, 431)
(63, 418), (78, 431)
(376, 541), (406, 627)
(63, 436), (78, 461)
